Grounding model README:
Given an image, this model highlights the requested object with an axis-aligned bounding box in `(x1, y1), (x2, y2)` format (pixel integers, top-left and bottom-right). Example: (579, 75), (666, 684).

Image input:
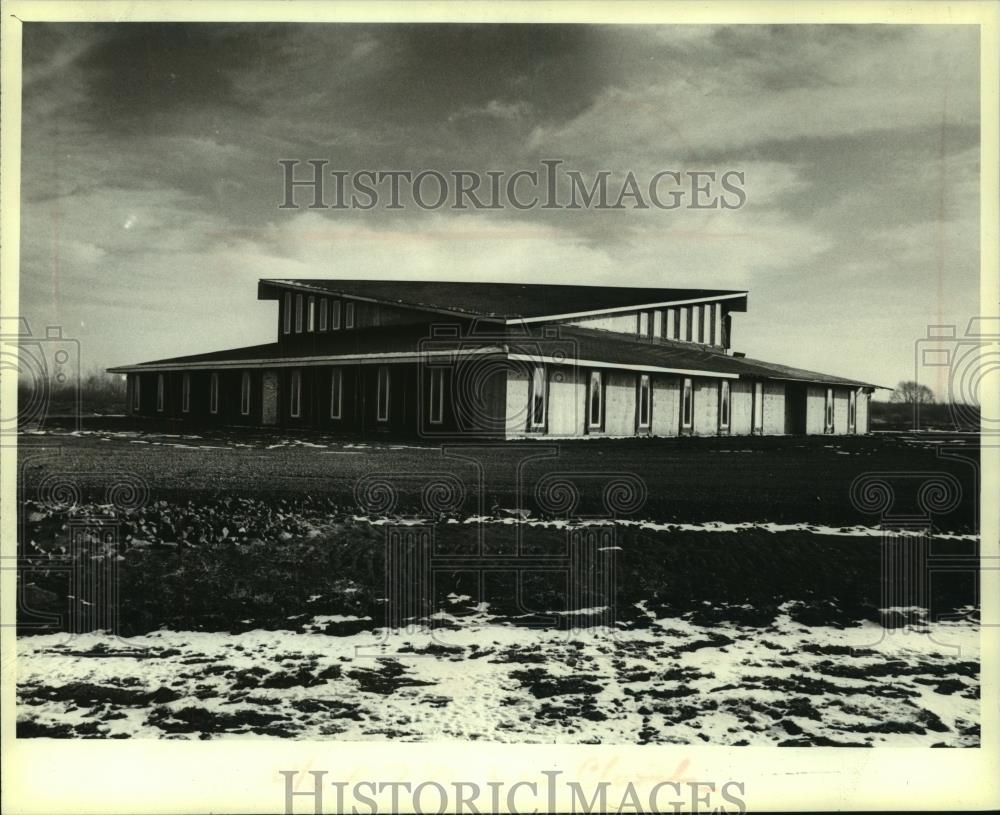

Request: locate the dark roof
(549, 326), (880, 388)
(258, 278), (747, 320)
(109, 322), (878, 389)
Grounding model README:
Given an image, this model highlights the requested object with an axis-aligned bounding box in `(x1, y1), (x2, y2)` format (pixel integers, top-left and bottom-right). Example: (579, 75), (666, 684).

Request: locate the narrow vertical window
(319, 298), (329, 331)
(345, 301), (356, 329)
(529, 366), (546, 430)
(719, 380), (730, 430)
(240, 371), (251, 416)
(637, 374), (652, 431)
(652, 311), (663, 339)
(679, 307), (689, 341)
(209, 372), (219, 415)
(849, 390), (857, 432)
(330, 368), (342, 419)
(331, 300), (342, 330)
(638, 312), (649, 337)
(702, 304), (713, 343)
(752, 381), (764, 433)
(713, 303), (723, 346)
(376, 365), (390, 422)
(681, 377), (693, 429)
(690, 306), (701, 343)
(825, 387), (834, 433)
(283, 293), (291, 335)
(666, 308), (676, 339)
(307, 296), (316, 332)
(429, 368), (444, 425)
(156, 374), (165, 412)
(295, 294), (304, 333)
(588, 370), (604, 430)
(181, 373), (190, 413)
(132, 376), (141, 411)
(290, 369), (302, 418)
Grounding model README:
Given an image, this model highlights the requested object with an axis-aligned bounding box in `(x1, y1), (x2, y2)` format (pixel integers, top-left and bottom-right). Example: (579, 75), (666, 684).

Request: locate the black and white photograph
(2, 2), (997, 813)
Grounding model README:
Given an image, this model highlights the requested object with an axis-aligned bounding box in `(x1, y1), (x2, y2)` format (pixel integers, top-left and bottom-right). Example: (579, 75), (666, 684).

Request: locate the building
(108, 279), (878, 438)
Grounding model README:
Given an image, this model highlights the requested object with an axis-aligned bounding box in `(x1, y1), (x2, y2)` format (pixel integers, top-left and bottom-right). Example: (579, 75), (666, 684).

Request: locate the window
(376, 366), (390, 422)
(588, 370), (604, 430)
(679, 307), (688, 341)
(156, 374), (164, 412)
(132, 376), (141, 411)
(703, 304), (713, 344)
(209, 372), (219, 415)
(825, 387), (834, 433)
(319, 298), (329, 331)
(681, 377), (693, 429)
(666, 308), (676, 339)
(345, 301), (355, 329)
(848, 390), (857, 432)
(637, 374), (652, 430)
(181, 373), (190, 413)
(330, 368), (343, 419)
(690, 306), (701, 343)
(331, 300), (342, 330)
(752, 381), (764, 433)
(428, 367), (444, 425)
(653, 310), (663, 338)
(529, 366), (546, 429)
(241, 371), (251, 416)
(719, 380), (730, 430)
(307, 296), (316, 332)
(290, 370), (302, 418)
(712, 303), (722, 346)
(295, 294), (304, 333)
(283, 293), (292, 335)
(638, 312), (650, 337)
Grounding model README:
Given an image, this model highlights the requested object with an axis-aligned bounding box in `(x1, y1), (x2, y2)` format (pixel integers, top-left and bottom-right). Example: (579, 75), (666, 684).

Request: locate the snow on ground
(17, 608), (979, 744)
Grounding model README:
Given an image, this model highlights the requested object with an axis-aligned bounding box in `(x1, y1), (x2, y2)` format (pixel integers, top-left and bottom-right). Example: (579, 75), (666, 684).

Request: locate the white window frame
(638, 311), (650, 337)
(848, 389), (857, 432)
(428, 367), (444, 425)
(181, 373), (190, 413)
(307, 296), (316, 332)
(690, 306), (701, 343)
(156, 374), (164, 412)
(209, 372), (219, 415)
(345, 301), (355, 329)
(330, 367), (343, 419)
(283, 292), (292, 335)
(652, 310), (663, 339)
(588, 370), (604, 430)
(376, 365), (390, 422)
(331, 300), (342, 330)
(290, 369), (302, 418)
(679, 307), (688, 342)
(240, 371), (251, 416)
(681, 377), (693, 429)
(294, 294), (304, 333)
(666, 308), (676, 339)
(719, 380), (730, 430)
(713, 303), (723, 346)
(637, 374), (652, 430)
(132, 376), (141, 411)
(529, 365), (547, 430)
(319, 298), (328, 331)
(825, 387), (835, 433)
(702, 304), (713, 344)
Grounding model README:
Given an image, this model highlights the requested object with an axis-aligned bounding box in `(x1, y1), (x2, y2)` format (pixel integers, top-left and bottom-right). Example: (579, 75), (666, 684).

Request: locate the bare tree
(889, 380), (936, 405)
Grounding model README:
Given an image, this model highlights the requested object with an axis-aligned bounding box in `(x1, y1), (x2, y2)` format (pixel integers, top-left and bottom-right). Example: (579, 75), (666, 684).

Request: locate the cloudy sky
(19, 23), (980, 396)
